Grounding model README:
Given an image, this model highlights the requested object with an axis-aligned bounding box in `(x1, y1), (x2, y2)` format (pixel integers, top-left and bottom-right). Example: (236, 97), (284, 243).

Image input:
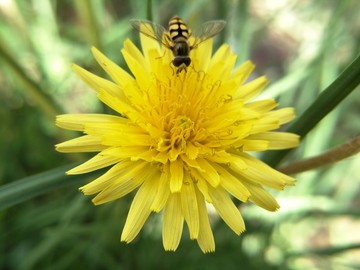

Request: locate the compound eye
(173, 57), (183, 67)
(183, 57), (191, 66)
(173, 56), (191, 67)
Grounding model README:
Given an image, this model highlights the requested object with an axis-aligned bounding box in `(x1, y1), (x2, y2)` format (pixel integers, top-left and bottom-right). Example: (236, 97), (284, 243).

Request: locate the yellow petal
(213, 124), (253, 147)
(153, 151), (170, 164)
(72, 64), (125, 99)
(208, 44), (231, 72)
(139, 30), (160, 61)
(67, 152), (122, 175)
(79, 160), (144, 194)
(220, 75), (242, 97)
(212, 163), (250, 202)
(83, 121), (143, 137)
(170, 159), (184, 193)
(266, 107), (296, 124)
(227, 153), (248, 171)
(234, 153), (295, 189)
(195, 186), (215, 253)
(122, 82), (148, 107)
(250, 115), (280, 134)
(230, 60), (255, 85)
(168, 146), (182, 162)
(196, 158), (220, 187)
(151, 172), (170, 212)
(205, 111), (242, 133)
(112, 146), (151, 159)
(191, 169), (212, 203)
(207, 47), (236, 82)
(235, 76), (269, 101)
(191, 39), (212, 71)
(241, 139), (269, 151)
(56, 114), (127, 131)
(55, 135), (106, 153)
(247, 132), (299, 150)
(97, 89), (147, 129)
(180, 175), (199, 239)
(121, 48), (152, 91)
(181, 154), (203, 171)
(81, 161), (148, 202)
(245, 99), (277, 114)
(91, 47), (134, 89)
(244, 182), (280, 211)
(121, 169), (160, 242)
(185, 141), (200, 159)
(208, 185), (245, 235)
(101, 132), (152, 147)
(123, 39), (148, 70)
(162, 193), (184, 251)
(205, 150), (233, 164)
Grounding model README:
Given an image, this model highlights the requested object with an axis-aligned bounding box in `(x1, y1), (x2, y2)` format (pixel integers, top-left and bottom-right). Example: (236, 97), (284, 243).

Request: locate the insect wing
(129, 19), (171, 48)
(191, 20), (226, 48)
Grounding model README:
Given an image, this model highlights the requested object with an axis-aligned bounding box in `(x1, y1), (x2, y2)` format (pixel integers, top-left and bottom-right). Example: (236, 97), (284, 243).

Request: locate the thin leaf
(0, 164), (103, 210)
(263, 54), (360, 167)
(146, 0), (153, 21)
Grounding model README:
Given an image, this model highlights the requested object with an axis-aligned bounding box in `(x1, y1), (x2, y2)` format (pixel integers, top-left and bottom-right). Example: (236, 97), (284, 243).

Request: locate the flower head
(56, 30), (299, 252)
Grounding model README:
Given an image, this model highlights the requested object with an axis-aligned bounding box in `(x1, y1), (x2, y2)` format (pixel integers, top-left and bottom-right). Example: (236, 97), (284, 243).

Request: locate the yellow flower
(55, 31), (299, 253)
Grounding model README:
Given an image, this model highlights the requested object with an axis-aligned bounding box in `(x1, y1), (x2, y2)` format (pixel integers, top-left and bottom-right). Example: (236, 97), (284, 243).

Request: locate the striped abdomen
(168, 16), (191, 42)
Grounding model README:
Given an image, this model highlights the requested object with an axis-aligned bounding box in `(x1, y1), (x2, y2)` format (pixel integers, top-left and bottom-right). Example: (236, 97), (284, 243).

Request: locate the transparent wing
(191, 20), (226, 48)
(129, 19), (171, 49)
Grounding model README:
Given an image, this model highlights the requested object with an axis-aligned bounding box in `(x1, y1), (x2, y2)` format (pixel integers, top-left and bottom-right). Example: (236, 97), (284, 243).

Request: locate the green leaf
(263, 54), (360, 167)
(0, 164), (103, 211)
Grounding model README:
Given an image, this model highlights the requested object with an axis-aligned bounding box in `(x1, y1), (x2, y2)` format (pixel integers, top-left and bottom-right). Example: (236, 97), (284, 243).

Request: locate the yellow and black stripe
(168, 16), (191, 41)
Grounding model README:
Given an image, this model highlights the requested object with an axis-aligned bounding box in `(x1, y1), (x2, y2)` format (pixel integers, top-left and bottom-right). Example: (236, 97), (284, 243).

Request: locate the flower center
(170, 115), (194, 148)
(155, 114), (195, 161)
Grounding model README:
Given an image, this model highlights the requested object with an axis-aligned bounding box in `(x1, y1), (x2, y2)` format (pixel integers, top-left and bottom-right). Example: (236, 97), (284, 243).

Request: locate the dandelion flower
(56, 29), (299, 253)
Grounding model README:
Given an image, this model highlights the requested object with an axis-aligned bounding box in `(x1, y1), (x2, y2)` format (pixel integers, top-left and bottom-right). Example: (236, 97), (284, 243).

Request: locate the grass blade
(263, 54), (360, 167)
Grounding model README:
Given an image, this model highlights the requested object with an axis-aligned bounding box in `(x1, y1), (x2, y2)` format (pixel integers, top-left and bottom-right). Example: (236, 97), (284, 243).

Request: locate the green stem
(279, 136), (360, 174)
(262, 54), (360, 167)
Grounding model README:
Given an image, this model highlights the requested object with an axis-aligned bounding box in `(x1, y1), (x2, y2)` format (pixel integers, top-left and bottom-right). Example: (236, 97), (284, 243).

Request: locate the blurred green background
(1, 0), (360, 269)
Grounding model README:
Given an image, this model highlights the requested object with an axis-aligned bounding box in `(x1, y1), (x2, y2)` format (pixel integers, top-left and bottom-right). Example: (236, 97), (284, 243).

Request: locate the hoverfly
(130, 16), (226, 73)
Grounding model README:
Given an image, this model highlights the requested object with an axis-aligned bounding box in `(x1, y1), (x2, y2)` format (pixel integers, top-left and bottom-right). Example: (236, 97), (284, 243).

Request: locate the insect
(130, 16), (226, 73)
